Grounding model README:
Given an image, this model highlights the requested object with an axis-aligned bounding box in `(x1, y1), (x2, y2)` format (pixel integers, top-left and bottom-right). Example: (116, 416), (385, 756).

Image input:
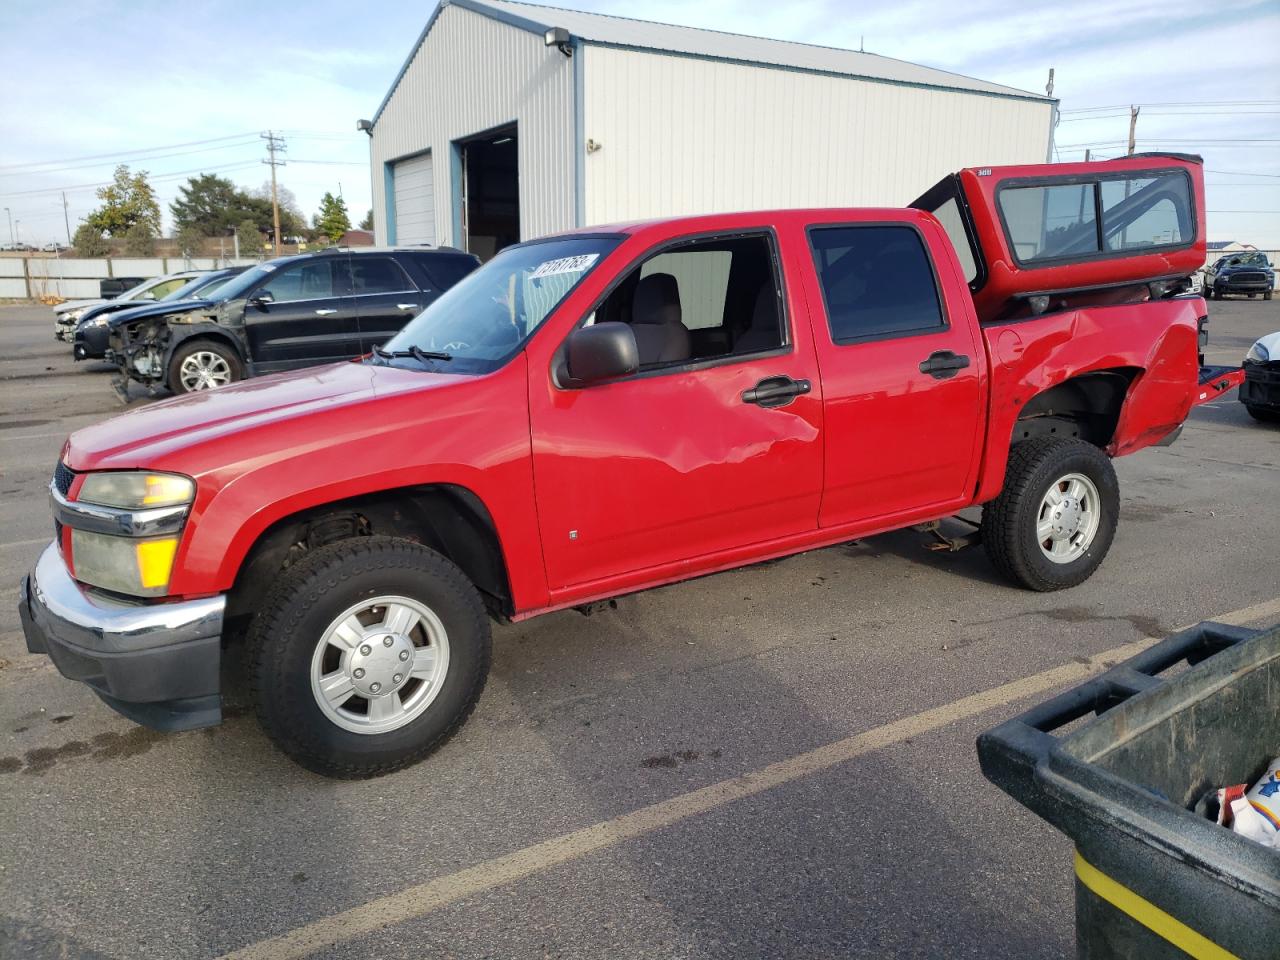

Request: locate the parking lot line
(217, 597), (1280, 960)
(214, 600), (1279, 960)
(0, 537), (49, 552)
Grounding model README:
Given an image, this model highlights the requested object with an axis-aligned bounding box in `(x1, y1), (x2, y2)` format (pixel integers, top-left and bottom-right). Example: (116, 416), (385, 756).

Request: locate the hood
(1248, 331), (1280, 363)
(64, 359), (466, 472)
(55, 298), (106, 315)
(105, 297), (216, 328)
(1220, 260), (1272, 274)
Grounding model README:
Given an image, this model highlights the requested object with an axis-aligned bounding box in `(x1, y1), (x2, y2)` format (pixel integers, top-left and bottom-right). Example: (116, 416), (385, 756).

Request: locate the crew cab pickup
(19, 155), (1244, 778)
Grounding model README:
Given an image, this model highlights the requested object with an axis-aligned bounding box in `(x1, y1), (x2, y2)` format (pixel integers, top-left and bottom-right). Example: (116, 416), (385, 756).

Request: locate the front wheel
(1264, 289), (1273, 301)
(982, 438), (1120, 591)
(246, 537), (491, 778)
(1246, 404), (1280, 425)
(168, 339), (244, 394)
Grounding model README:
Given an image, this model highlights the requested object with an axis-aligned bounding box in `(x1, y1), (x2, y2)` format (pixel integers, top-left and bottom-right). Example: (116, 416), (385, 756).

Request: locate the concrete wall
(581, 44), (1054, 226)
(4, 257), (260, 300)
(368, 4), (576, 247)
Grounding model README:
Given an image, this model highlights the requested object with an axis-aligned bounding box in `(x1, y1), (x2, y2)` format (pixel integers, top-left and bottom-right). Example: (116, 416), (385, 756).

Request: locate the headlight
(84, 316), (108, 328)
(79, 471), (194, 509)
(1246, 341), (1270, 363)
(63, 308), (86, 322)
(70, 530), (180, 596)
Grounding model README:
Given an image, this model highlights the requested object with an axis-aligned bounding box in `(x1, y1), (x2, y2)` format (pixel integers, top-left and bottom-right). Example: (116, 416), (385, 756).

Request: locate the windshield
(380, 236), (622, 374)
(159, 275), (211, 302)
(117, 276), (165, 300)
(209, 258), (297, 301)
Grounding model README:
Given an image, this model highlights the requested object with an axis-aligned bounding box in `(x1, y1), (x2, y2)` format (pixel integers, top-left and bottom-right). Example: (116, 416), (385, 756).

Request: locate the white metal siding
(368, 5), (576, 247)
(393, 153), (435, 245)
(582, 46), (1054, 226)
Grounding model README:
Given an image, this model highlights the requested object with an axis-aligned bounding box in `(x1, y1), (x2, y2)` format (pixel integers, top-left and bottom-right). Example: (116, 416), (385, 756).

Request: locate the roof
(374, 0), (1050, 123)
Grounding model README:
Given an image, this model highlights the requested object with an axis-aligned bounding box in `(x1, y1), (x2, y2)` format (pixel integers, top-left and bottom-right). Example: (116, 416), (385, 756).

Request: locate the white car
(1241, 331), (1280, 424)
(53, 272), (204, 341)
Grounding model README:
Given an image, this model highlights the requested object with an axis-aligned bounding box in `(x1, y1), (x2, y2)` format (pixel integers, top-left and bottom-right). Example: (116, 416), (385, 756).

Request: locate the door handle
(919, 350), (971, 379)
(314, 308), (338, 316)
(742, 375), (811, 408)
(396, 303), (419, 312)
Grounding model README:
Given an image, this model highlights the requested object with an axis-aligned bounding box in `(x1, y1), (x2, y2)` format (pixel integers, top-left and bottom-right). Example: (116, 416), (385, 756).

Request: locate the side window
(998, 183), (1098, 262)
(350, 257), (412, 294)
(259, 260), (347, 302)
(1100, 175), (1191, 251)
(150, 278), (188, 299)
(930, 197), (979, 284)
(593, 234), (784, 370)
(809, 226), (946, 343)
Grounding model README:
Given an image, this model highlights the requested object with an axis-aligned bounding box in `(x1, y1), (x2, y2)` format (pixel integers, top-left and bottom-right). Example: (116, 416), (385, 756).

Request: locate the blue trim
(383, 161), (397, 245)
(572, 38), (585, 227)
(450, 141), (464, 249)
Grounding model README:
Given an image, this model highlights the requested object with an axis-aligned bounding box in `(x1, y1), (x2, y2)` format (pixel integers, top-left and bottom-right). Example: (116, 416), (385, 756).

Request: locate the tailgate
(1193, 365), (1244, 406)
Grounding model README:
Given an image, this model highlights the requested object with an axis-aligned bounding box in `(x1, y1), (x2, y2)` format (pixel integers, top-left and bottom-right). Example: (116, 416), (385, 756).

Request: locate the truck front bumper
(19, 543), (225, 731)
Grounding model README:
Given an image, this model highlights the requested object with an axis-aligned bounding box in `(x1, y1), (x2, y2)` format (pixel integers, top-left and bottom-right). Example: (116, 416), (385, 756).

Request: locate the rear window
(809, 225), (946, 343)
(997, 171), (1194, 265)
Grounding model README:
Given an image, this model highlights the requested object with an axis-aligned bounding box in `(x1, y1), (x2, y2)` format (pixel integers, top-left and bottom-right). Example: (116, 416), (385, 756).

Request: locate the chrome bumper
(20, 543), (226, 730)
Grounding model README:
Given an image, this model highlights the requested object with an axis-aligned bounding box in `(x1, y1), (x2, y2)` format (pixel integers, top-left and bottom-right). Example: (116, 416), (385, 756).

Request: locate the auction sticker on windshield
(529, 254), (599, 279)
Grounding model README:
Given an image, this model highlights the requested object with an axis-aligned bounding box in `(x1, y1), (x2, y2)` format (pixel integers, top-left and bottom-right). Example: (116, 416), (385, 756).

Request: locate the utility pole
(261, 131), (287, 256)
(1127, 105), (1140, 155)
(61, 192), (72, 247)
(1085, 149), (1092, 162)
(3, 207), (12, 247)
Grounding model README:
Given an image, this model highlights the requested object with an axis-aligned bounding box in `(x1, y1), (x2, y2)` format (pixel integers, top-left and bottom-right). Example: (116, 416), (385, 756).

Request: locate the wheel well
(1012, 368), (1140, 448)
(170, 329), (244, 361)
(225, 484), (513, 630)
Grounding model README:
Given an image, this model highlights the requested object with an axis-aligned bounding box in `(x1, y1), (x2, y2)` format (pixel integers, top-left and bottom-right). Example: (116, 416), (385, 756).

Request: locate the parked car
(108, 247), (480, 395)
(53, 272), (205, 341)
(71, 268), (249, 361)
(1203, 251), (1274, 300)
(21, 155), (1243, 778)
(1241, 331), (1280, 423)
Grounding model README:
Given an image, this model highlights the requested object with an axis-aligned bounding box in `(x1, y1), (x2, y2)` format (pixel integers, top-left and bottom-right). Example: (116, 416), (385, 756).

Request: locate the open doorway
(460, 124), (519, 260)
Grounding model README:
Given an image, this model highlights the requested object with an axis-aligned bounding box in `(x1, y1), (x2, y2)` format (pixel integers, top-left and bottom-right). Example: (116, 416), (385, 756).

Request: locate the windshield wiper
(371, 344), (453, 364)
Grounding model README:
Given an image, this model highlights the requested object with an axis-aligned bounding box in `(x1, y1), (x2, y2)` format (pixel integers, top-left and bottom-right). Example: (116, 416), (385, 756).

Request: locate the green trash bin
(977, 621), (1280, 960)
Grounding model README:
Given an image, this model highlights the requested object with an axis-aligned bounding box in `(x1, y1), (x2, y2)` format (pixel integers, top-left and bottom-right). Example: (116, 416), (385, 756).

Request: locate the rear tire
(246, 537), (491, 778)
(982, 438), (1119, 591)
(1245, 404), (1280, 425)
(167, 339), (244, 394)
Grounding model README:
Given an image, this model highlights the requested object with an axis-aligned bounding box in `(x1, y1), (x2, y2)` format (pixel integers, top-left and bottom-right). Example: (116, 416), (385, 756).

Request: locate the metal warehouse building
(367, 0), (1056, 258)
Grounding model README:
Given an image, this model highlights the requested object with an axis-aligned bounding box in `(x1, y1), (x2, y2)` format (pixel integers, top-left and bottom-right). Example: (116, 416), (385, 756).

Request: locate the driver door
(245, 256), (358, 368)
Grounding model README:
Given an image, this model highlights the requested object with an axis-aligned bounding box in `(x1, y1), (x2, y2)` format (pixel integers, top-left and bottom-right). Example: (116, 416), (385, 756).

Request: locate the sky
(1, 0), (1277, 247)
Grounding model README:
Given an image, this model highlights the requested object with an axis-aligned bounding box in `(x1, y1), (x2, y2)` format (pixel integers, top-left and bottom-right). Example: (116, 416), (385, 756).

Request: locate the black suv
(110, 248), (479, 395)
(1204, 251), (1274, 301)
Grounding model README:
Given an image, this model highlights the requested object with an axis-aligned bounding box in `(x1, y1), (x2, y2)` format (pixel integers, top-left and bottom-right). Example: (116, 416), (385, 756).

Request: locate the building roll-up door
(392, 153), (434, 246)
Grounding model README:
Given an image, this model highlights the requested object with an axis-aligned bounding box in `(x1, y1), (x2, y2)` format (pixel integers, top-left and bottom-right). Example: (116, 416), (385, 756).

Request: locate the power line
(0, 160), (264, 199)
(1060, 99), (1280, 114)
(0, 132), (262, 173)
(1205, 168), (1280, 179)
(0, 137), (265, 179)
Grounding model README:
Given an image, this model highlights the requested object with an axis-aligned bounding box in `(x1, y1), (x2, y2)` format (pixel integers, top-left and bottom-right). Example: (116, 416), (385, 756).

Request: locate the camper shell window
(995, 169), (1195, 267)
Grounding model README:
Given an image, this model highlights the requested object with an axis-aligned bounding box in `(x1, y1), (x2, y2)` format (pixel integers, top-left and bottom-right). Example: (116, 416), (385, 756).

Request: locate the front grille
(1228, 271), (1267, 283)
(53, 460), (75, 498)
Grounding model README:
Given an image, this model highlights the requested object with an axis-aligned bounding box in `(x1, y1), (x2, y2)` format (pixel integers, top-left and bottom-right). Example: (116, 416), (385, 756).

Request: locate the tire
(982, 437), (1120, 592)
(1245, 405), (1280, 425)
(1212, 287), (1223, 300)
(246, 536), (491, 778)
(1264, 289), (1273, 301)
(167, 338), (244, 394)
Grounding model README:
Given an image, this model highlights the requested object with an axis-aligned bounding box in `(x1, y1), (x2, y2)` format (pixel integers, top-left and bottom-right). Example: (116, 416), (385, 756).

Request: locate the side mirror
(564, 322), (638, 385)
(249, 290), (275, 306)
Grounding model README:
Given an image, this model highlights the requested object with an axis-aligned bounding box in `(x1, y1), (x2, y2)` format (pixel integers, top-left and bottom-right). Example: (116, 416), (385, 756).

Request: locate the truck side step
(914, 517), (983, 552)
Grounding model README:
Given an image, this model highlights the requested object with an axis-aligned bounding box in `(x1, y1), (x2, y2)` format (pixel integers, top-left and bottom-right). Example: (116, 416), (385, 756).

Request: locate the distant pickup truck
(20, 154), (1243, 778)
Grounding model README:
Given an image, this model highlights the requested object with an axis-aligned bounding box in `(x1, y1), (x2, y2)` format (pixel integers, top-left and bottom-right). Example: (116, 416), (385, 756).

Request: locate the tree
(359, 208), (373, 231)
(122, 223), (156, 256)
(170, 174), (247, 237)
(175, 224), (205, 258)
(235, 218), (263, 258)
(314, 192), (351, 241)
(72, 223), (110, 257)
(85, 165), (161, 237)
(251, 182), (307, 239)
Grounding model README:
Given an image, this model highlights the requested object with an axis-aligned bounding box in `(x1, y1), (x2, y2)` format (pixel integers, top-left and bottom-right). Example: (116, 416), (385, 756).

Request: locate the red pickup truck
(20, 155), (1242, 778)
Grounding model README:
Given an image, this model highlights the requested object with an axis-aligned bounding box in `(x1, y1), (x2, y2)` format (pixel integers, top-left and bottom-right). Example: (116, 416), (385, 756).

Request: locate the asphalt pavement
(1, 297), (1277, 959)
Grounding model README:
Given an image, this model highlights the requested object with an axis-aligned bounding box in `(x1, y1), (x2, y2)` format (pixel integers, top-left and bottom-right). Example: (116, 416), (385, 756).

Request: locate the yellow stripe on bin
(1073, 852), (1241, 960)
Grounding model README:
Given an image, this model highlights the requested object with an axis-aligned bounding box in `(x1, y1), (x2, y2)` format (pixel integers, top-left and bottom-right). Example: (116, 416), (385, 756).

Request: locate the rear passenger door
(802, 221), (985, 528)
(350, 255), (425, 354)
(244, 257), (358, 368)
